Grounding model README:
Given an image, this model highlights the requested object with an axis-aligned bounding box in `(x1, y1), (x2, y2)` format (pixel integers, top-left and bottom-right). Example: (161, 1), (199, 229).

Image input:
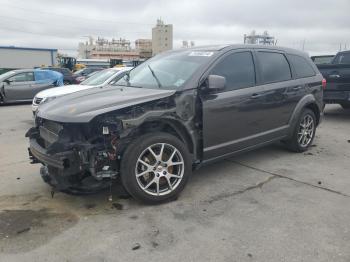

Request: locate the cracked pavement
(0, 104), (350, 261)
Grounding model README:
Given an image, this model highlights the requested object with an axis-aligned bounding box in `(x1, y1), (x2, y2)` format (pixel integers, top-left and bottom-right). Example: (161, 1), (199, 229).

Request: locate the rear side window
(210, 51), (255, 91)
(257, 52), (292, 83)
(288, 55), (315, 78)
(334, 53), (350, 64)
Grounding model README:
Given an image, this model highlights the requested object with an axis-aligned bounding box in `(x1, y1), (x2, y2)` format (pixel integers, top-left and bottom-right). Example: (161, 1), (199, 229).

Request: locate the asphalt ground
(0, 103), (349, 262)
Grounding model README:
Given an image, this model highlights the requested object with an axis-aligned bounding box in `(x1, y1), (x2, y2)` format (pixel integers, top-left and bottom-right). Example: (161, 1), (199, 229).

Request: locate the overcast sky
(0, 0), (349, 56)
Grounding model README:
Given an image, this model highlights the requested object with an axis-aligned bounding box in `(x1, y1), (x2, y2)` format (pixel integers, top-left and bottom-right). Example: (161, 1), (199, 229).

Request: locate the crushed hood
(37, 86), (176, 123)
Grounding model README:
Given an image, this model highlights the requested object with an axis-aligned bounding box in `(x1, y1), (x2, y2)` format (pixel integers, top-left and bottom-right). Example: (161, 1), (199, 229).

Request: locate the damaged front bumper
(26, 126), (118, 194)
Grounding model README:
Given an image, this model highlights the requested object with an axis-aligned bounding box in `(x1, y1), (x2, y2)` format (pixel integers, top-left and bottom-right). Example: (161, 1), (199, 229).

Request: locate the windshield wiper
(148, 65), (162, 88)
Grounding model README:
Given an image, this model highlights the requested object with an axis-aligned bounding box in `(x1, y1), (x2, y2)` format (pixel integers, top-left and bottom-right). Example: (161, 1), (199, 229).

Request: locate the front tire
(286, 108), (316, 152)
(120, 132), (192, 204)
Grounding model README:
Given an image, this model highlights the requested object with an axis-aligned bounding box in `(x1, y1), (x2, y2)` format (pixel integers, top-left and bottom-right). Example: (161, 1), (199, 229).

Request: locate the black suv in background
(27, 45), (323, 204)
(316, 50), (350, 109)
(41, 67), (79, 85)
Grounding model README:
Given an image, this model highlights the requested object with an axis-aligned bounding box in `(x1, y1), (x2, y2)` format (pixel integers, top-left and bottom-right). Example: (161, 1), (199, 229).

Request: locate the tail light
(322, 78), (327, 89)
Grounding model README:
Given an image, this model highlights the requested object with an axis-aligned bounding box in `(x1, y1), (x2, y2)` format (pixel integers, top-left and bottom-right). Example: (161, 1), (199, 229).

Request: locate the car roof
(168, 44), (309, 57)
(337, 50), (350, 55)
(9, 69), (35, 73)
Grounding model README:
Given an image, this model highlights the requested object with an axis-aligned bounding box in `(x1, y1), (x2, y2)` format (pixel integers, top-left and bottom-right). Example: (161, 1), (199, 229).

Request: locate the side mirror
(207, 75), (226, 90)
(4, 79), (12, 84)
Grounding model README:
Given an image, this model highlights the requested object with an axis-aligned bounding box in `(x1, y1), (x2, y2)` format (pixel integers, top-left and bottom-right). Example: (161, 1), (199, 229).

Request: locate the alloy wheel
(135, 143), (184, 196)
(297, 114), (314, 147)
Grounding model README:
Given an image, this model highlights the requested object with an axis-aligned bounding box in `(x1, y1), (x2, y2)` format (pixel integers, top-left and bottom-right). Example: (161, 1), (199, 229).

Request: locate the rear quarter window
(257, 52), (292, 84)
(288, 55), (315, 78)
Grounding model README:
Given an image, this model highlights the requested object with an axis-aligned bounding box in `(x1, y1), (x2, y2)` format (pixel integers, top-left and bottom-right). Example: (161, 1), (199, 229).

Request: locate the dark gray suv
(26, 45), (324, 204)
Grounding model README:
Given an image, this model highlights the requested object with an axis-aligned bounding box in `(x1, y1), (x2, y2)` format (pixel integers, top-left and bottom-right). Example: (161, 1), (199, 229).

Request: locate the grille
(34, 97), (43, 105)
(39, 120), (63, 145)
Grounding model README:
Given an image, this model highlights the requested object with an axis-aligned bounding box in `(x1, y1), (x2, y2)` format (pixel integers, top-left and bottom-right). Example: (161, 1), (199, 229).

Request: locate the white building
(0, 46), (57, 70)
(152, 19), (173, 56)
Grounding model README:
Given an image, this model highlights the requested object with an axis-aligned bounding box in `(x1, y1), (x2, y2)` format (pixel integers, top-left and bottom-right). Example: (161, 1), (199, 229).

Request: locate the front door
(201, 50), (268, 160)
(5, 72), (36, 101)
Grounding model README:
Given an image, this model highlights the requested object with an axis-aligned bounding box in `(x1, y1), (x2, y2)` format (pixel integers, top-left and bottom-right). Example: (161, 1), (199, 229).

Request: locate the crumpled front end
(26, 116), (122, 194)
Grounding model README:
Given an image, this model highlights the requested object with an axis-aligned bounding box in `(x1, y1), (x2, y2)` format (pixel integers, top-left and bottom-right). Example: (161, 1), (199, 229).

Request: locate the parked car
(26, 45), (323, 204)
(316, 50), (350, 109)
(73, 67), (104, 83)
(311, 55), (334, 65)
(32, 67), (132, 113)
(41, 67), (79, 85)
(0, 69), (63, 104)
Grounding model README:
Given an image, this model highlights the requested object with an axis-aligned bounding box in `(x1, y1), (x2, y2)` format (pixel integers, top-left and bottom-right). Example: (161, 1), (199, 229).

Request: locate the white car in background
(32, 67), (132, 114)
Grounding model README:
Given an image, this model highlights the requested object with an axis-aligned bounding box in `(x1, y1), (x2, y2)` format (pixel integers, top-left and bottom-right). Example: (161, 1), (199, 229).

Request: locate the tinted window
(311, 56), (334, 64)
(210, 51), (255, 91)
(288, 55), (315, 78)
(334, 53), (350, 64)
(8, 72), (34, 82)
(257, 52), (291, 83)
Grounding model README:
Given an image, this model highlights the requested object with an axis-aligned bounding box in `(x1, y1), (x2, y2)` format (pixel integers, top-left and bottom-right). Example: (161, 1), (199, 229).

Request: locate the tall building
(244, 31), (276, 45)
(152, 19), (173, 56)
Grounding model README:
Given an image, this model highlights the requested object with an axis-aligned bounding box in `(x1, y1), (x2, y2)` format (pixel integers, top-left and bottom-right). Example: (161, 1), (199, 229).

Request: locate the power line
(1, 3), (154, 26)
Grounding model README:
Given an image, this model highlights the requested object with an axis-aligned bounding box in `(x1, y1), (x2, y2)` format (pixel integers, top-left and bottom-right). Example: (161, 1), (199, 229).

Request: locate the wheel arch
(288, 95), (321, 137)
(123, 118), (196, 159)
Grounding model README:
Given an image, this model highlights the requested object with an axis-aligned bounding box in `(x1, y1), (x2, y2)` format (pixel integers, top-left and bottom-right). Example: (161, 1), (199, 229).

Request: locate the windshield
(115, 50), (215, 89)
(80, 69), (119, 86)
(0, 71), (16, 80)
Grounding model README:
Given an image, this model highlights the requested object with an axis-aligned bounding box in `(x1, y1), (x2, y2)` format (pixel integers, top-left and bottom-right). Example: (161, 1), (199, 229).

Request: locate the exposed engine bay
(26, 92), (199, 194)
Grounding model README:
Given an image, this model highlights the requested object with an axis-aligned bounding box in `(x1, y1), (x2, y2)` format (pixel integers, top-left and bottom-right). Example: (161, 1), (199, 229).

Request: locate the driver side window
(8, 72), (34, 82)
(210, 51), (256, 92)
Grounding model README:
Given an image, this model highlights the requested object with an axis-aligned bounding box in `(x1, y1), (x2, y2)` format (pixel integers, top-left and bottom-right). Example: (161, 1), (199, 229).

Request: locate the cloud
(0, 0), (349, 56)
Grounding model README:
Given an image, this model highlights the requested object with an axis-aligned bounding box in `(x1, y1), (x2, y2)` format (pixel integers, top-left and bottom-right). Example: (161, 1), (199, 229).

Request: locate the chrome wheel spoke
(156, 179), (160, 196)
(138, 159), (152, 169)
(165, 176), (173, 191)
(148, 147), (159, 161)
(159, 143), (165, 161)
(168, 173), (181, 179)
(136, 142), (185, 196)
(137, 169), (152, 177)
(144, 178), (156, 189)
(169, 161), (183, 166)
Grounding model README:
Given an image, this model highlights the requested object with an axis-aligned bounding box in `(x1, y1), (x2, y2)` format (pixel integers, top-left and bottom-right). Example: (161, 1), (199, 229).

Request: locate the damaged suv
(26, 45), (323, 204)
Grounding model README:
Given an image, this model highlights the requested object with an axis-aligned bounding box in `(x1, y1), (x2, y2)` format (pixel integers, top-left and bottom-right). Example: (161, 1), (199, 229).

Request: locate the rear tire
(285, 108), (316, 152)
(120, 132), (192, 204)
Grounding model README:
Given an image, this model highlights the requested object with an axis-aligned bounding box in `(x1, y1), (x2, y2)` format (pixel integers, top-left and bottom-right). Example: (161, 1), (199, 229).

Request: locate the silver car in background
(0, 69), (63, 104)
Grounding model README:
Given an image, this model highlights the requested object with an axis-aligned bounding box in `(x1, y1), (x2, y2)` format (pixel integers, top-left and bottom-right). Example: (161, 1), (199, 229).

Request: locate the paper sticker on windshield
(189, 51), (214, 57)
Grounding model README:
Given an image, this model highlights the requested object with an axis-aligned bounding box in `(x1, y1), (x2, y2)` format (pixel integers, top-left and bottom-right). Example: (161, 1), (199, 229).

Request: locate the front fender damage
(27, 91), (201, 194)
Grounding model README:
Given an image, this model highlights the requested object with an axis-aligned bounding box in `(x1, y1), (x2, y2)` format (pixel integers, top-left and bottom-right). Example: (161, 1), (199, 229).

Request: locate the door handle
(250, 93), (262, 99)
(292, 86), (302, 91)
(328, 74), (340, 79)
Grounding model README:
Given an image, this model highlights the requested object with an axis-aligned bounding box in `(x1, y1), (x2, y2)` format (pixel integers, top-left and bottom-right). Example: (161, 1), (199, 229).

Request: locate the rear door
(201, 50), (268, 159)
(253, 50), (301, 130)
(4, 72), (36, 101)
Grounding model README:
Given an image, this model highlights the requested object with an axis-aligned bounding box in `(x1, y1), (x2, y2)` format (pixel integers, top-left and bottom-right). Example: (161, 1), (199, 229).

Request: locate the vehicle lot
(0, 104), (350, 261)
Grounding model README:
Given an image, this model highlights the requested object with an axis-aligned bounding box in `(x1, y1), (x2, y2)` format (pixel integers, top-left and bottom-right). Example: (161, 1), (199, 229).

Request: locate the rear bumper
(324, 91), (350, 104)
